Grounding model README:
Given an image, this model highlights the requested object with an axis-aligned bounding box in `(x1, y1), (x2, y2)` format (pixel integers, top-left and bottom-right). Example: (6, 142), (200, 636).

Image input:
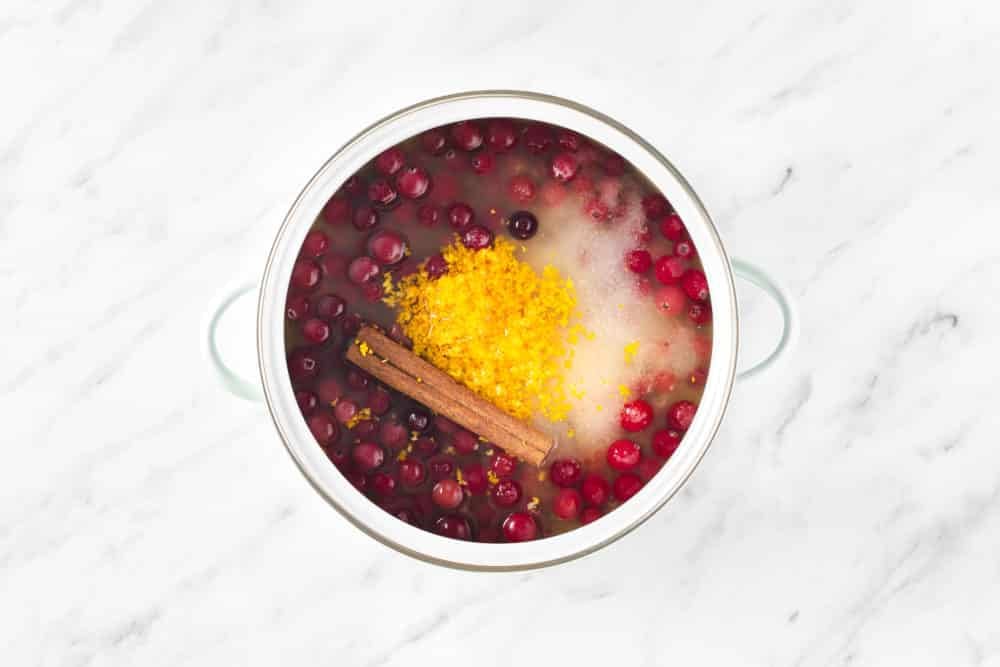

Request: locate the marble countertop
(3, 1), (999, 664)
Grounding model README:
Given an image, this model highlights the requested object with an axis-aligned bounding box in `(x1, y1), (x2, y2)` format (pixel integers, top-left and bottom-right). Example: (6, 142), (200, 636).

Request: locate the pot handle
(206, 282), (264, 401)
(732, 259), (797, 381)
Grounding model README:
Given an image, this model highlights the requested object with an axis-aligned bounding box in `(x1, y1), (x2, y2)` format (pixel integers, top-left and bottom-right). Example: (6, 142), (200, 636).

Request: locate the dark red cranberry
(370, 471), (397, 496)
(367, 178), (397, 208)
(422, 253), (448, 279)
(366, 229), (408, 266)
(345, 470), (367, 491)
(421, 129), (448, 155)
(450, 121), (484, 151)
(620, 399), (654, 432)
(434, 515), (471, 540)
(290, 259), (321, 291)
(354, 419), (377, 439)
(491, 479), (521, 507)
(346, 368), (371, 391)
(452, 429), (478, 454)
(316, 376), (344, 405)
(417, 204), (440, 227)
(340, 175), (362, 195)
(447, 202), (474, 230)
(666, 400), (697, 430)
(625, 249), (652, 274)
(652, 429), (682, 459)
(654, 255), (685, 285)
(487, 119), (517, 151)
(688, 302), (712, 325)
(295, 390), (318, 415)
(613, 473), (643, 501)
(659, 212), (686, 241)
(680, 269), (709, 302)
(549, 458), (582, 487)
(352, 441), (384, 472)
(413, 436), (439, 458)
(314, 294), (345, 321)
(580, 507), (603, 524)
(322, 195), (351, 225)
(325, 444), (350, 469)
(550, 152), (579, 182)
(347, 256), (380, 285)
(366, 387), (391, 416)
(673, 238), (695, 258)
(552, 488), (582, 520)
(375, 147), (405, 176)
(580, 474), (610, 507)
(361, 281), (382, 302)
(641, 194), (672, 219)
(489, 451), (517, 478)
(341, 313), (363, 336)
(523, 124), (552, 152)
(406, 409), (431, 433)
(462, 224), (493, 250)
(378, 418), (408, 449)
(399, 460), (426, 487)
(287, 348), (319, 381)
(508, 175), (536, 202)
(557, 130), (582, 151)
(507, 210), (538, 240)
(333, 399), (358, 424)
(388, 504), (422, 526)
(301, 317), (331, 344)
(286, 295), (310, 321)
(432, 479), (464, 509)
(502, 512), (538, 542)
(470, 153), (494, 174)
(352, 205), (379, 231)
(301, 229), (330, 257)
(428, 456), (454, 480)
(607, 439), (641, 471)
(462, 464), (488, 495)
(396, 166), (431, 199)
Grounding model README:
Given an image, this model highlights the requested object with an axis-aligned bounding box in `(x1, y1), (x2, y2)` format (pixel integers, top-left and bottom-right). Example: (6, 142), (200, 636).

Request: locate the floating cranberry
(673, 238), (695, 258)
(625, 249), (652, 274)
(641, 194), (672, 219)
(452, 429), (478, 454)
(367, 229), (409, 266)
(314, 294), (345, 321)
(322, 195), (351, 224)
(341, 175), (362, 195)
(507, 210), (538, 240)
(451, 121), (484, 151)
(301, 317), (331, 344)
(346, 368), (370, 391)
(654, 285), (687, 317)
(316, 376), (344, 405)
(552, 489), (582, 520)
(435, 515), (471, 540)
(370, 471), (397, 496)
(368, 178), (397, 208)
(286, 295), (310, 321)
(406, 409), (431, 433)
(325, 444), (350, 469)
(346, 471), (367, 491)
(688, 302), (712, 325)
(585, 197), (611, 222)
(652, 429), (682, 459)
(508, 175), (536, 202)
(654, 255), (685, 285)
(354, 419), (377, 439)
(301, 229), (330, 257)
(549, 458), (582, 487)
(666, 400), (697, 430)
(462, 464), (488, 495)
(659, 212), (686, 240)
(352, 205), (379, 231)
(580, 507), (603, 524)
(375, 147), (405, 176)
(362, 282), (382, 305)
(413, 436), (439, 458)
(432, 479), (464, 509)
(295, 390), (318, 415)
(491, 479), (521, 507)
(334, 398), (358, 424)
(470, 152), (495, 174)
(399, 460), (426, 487)
(489, 451), (517, 478)
(447, 202), (475, 230)
(680, 269), (709, 302)
(502, 512), (538, 542)
(580, 474), (610, 507)
(352, 441), (384, 472)
(620, 399), (654, 432)
(424, 253), (448, 278)
(378, 418), (408, 449)
(613, 473), (643, 501)
(290, 259), (321, 291)
(396, 166), (431, 199)
(421, 129), (448, 155)
(287, 348), (319, 381)
(367, 387), (391, 416)
(417, 204), (440, 227)
(347, 256), (380, 285)
(550, 152), (579, 182)
(607, 439), (641, 471)
(487, 119), (517, 151)
(307, 413), (339, 446)
(462, 224), (493, 250)
(523, 124), (553, 152)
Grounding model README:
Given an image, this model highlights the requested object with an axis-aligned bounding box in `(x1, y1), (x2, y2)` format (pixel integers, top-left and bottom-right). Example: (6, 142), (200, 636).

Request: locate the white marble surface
(3, 1), (1000, 664)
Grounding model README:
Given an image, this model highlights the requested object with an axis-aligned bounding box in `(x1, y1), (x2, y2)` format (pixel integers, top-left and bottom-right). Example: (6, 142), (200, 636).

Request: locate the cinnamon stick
(346, 326), (554, 467)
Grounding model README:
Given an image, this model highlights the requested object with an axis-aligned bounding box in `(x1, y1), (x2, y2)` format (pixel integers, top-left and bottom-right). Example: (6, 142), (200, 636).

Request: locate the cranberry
(549, 458), (582, 487)
(290, 259), (321, 291)
(606, 439), (641, 471)
(406, 409), (431, 433)
(389, 504), (422, 527)
(487, 119), (517, 151)
(424, 253), (448, 278)
(301, 229), (330, 257)
(434, 415), (458, 435)
(452, 429), (478, 454)
(322, 195), (351, 225)
(491, 478), (521, 507)
(370, 471), (397, 496)
(508, 175), (536, 202)
(352, 205), (379, 231)
(325, 444), (350, 469)
(666, 400), (697, 430)
(413, 436), (439, 458)
(421, 129), (448, 155)
(314, 294), (345, 321)
(346, 368), (370, 391)
(470, 153), (494, 175)
(366, 229), (408, 266)
(333, 400), (358, 425)
(552, 489), (582, 520)
(286, 295), (310, 321)
(680, 269), (709, 302)
(550, 152), (579, 182)
(295, 390), (318, 415)
(435, 515), (471, 540)
(396, 166), (431, 199)
(654, 255), (685, 285)
(301, 317), (331, 344)
(399, 460), (426, 487)
(641, 194), (672, 219)
(447, 202), (475, 230)
(613, 473), (643, 501)
(307, 413), (338, 445)
(673, 238), (695, 258)
(366, 387), (391, 416)
(368, 178), (397, 208)
(347, 256), (380, 285)
(462, 464), (488, 495)
(502, 512), (538, 542)
(580, 474), (610, 507)
(620, 399), (654, 432)
(340, 175), (362, 195)
(523, 124), (552, 152)
(462, 224), (493, 250)
(432, 479), (464, 509)
(654, 285), (688, 317)
(688, 302), (712, 325)
(417, 204), (440, 227)
(346, 471), (367, 491)
(659, 212), (686, 240)
(652, 429), (682, 459)
(378, 418), (408, 449)
(375, 147), (405, 176)
(504, 210), (538, 240)
(352, 441), (384, 472)
(580, 507), (603, 524)
(451, 121), (484, 151)
(489, 451), (517, 478)
(341, 313), (363, 337)
(316, 376), (344, 405)
(585, 198), (611, 222)
(557, 130), (581, 151)
(287, 348), (319, 381)
(354, 419), (377, 439)
(428, 457), (455, 481)
(625, 249), (652, 274)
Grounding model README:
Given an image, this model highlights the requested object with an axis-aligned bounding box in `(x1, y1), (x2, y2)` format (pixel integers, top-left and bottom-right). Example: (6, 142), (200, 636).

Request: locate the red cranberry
(396, 167), (431, 199)
(625, 249), (652, 274)
(413, 436), (439, 458)
(375, 147), (405, 176)
(462, 464), (488, 495)
(688, 302), (712, 325)
(673, 238), (695, 258)
(368, 178), (397, 208)
(487, 119), (517, 151)
(333, 398), (358, 423)
(325, 444), (350, 469)
(447, 202), (474, 230)
(287, 348), (319, 381)
(580, 474), (610, 507)
(378, 418), (408, 449)
(290, 259), (321, 291)
(432, 479), (464, 509)
(301, 229), (330, 257)
(523, 124), (552, 152)
(388, 503), (422, 526)
(352, 441), (384, 472)
(370, 471), (397, 496)
(428, 456), (454, 479)
(654, 255), (685, 285)
(550, 152), (579, 182)
(417, 204), (440, 227)
(549, 458), (582, 487)
(421, 129), (448, 155)
(340, 175), (362, 195)
(654, 285), (687, 317)
(399, 460), (426, 487)
(314, 294), (345, 321)
(322, 195), (350, 225)
(346, 470), (367, 490)
(362, 281), (382, 302)
(580, 507), (603, 524)
(406, 409), (431, 433)
(316, 376), (344, 405)
(435, 515), (471, 540)
(347, 256), (380, 285)
(491, 479), (521, 507)
(680, 269), (709, 302)
(659, 212), (686, 240)
(307, 413), (338, 445)
(352, 205), (379, 231)
(666, 400), (697, 430)
(489, 451), (517, 478)
(354, 419), (377, 439)
(619, 399), (654, 432)
(607, 439), (641, 471)
(450, 121), (484, 151)
(507, 210), (538, 240)
(462, 224), (493, 250)
(502, 512), (538, 542)
(452, 429), (478, 454)
(301, 317), (331, 344)
(585, 198), (611, 222)
(366, 387), (391, 415)
(366, 229), (408, 266)
(468, 153), (491, 175)
(346, 368), (371, 391)
(295, 390), (318, 415)
(286, 295), (310, 321)
(508, 175), (536, 202)
(613, 473), (643, 501)
(552, 489), (582, 520)
(652, 429), (682, 459)
(642, 194), (672, 219)
(424, 253), (448, 278)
